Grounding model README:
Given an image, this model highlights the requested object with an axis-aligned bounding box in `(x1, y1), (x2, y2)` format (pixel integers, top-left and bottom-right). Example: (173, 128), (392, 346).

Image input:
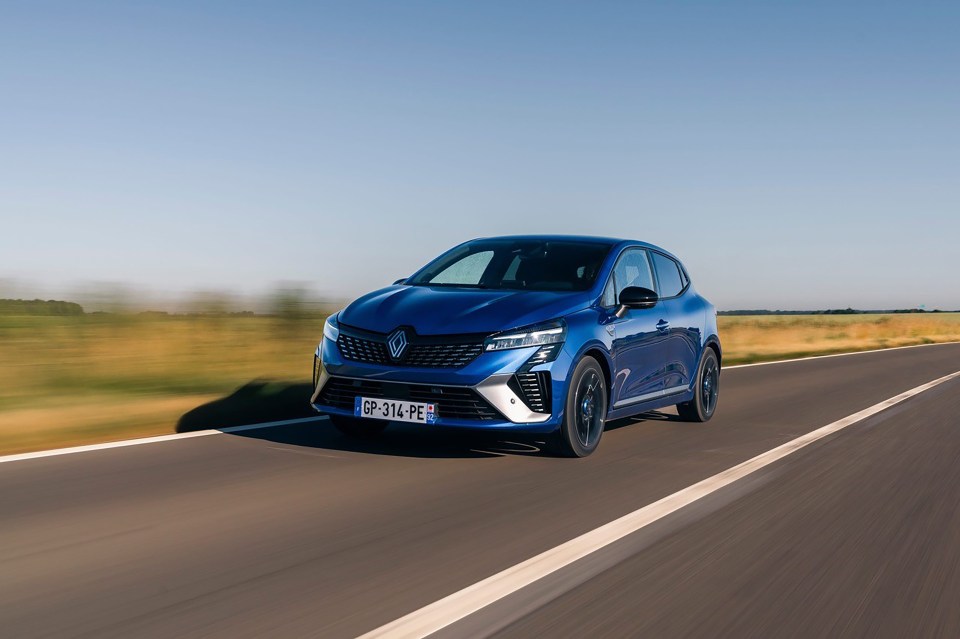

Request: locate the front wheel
(555, 356), (608, 457)
(676, 349), (720, 422)
(328, 414), (389, 438)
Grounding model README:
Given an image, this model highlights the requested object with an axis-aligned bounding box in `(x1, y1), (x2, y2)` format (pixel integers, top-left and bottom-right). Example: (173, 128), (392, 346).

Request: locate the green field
(2, 311), (958, 455)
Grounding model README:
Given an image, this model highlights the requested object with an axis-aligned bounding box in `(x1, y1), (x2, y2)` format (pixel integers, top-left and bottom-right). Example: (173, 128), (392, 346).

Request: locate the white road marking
(358, 369), (960, 639)
(724, 340), (960, 369)
(2, 340), (957, 465)
(0, 416), (327, 464)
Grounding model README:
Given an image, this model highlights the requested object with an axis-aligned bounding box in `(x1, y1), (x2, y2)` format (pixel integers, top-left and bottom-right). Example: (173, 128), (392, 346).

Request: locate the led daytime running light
(484, 321), (566, 352)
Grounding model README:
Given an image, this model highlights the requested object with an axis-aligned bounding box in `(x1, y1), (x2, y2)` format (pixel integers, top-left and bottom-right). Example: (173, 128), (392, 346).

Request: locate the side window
(614, 249), (655, 294)
(651, 253), (685, 298)
(431, 251), (494, 285)
(602, 249), (655, 308)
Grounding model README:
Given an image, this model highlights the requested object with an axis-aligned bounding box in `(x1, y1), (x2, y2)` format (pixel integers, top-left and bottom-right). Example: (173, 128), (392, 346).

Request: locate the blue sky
(2, 1), (957, 310)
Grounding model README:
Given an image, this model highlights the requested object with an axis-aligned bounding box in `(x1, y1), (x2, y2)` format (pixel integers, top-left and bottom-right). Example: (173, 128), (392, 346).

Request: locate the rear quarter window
(652, 253), (685, 298)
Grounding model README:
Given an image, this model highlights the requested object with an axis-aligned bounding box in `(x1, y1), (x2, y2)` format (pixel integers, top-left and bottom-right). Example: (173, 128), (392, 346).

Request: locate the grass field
(2, 312), (959, 455)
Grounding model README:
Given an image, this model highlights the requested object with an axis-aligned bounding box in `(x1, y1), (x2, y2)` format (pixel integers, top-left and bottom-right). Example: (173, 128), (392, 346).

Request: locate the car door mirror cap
(616, 286), (659, 316)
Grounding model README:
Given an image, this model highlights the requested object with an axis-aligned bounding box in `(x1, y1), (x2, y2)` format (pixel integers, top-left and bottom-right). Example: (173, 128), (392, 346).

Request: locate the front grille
(404, 343), (484, 367)
(336, 326), (484, 368)
(317, 377), (502, 421)
(337, 333), (389, 364)
(510, 372), (551, 413)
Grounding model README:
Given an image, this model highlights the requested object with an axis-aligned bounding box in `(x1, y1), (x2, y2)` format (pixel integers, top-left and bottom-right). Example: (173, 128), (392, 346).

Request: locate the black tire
(554, 356), (608, 457)
(328, 414), (389, 438)
(676, 348), (720, 422)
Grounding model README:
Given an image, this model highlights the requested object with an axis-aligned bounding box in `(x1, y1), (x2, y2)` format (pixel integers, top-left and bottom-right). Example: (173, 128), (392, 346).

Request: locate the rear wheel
(676, 348), (720, 422)
(555, 356), (607, 457)
(328, 414), (389, 438)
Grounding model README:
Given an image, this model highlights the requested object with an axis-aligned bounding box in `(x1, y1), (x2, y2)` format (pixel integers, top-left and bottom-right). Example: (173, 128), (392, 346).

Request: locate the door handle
(656, 320), (670, 333)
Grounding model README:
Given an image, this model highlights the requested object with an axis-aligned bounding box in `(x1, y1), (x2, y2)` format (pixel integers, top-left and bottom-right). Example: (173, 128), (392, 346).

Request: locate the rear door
(603, 248), (670, 408)
(650, 252), (700, 395)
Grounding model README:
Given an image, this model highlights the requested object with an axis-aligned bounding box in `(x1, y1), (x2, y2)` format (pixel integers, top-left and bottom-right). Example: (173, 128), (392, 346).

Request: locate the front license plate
(354, 396), (438, 424)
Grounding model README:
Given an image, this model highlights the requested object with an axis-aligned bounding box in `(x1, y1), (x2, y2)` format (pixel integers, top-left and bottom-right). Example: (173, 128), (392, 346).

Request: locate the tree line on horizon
(1, 298), (954, 318)
(0, 299), (85, 316)
(719, 308), (950, 316)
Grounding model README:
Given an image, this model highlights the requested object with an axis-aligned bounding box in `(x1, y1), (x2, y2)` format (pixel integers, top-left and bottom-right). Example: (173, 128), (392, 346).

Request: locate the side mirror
(393, 278), (407, 285)
(616, 286), (658, 316)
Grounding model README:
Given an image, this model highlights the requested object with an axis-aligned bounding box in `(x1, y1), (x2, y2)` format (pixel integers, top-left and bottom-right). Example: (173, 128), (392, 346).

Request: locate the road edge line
(0, 416), (327, 464)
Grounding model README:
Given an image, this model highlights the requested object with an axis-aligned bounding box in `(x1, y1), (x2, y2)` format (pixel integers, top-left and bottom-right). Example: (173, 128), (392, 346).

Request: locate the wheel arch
(569, 339), (614, 394)
(704, 335), (722, 368)
(581, 346), (612, 392)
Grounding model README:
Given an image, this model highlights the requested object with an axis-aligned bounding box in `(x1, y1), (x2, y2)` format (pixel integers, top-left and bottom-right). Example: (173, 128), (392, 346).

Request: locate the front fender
(540, 307), (614, 421)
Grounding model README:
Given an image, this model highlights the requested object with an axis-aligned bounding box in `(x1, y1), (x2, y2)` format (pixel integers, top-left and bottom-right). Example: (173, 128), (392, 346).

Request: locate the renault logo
(387, 328), (408, 360)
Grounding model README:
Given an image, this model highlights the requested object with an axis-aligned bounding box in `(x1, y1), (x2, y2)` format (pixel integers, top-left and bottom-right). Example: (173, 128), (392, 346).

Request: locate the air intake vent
(510, 372), (551, 413)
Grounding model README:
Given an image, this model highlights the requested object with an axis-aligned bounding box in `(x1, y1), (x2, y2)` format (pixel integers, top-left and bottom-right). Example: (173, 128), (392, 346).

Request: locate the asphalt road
(3, 343), (960, 638)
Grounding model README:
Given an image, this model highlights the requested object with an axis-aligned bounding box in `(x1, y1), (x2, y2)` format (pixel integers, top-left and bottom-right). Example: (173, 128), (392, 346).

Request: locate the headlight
(323, 312), (340, 342)
(484, 320), (566, 352)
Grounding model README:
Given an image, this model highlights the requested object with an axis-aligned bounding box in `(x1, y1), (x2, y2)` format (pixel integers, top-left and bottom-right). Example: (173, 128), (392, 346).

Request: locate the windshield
(407, 239), (613, 292)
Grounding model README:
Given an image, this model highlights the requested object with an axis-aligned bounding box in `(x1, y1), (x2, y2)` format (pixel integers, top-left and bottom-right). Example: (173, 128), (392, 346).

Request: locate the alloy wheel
(575, 370), (604, 448)
(702, 358), (719, 416)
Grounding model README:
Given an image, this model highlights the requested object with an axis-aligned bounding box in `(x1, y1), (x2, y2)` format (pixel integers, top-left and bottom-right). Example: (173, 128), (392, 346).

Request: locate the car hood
(339, 285), (595, 335)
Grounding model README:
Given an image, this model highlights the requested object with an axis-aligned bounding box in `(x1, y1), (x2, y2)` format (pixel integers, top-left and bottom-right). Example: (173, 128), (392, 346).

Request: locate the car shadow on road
(177, 381), (317, 431)
(605, 409), (680, 432)
(233, 421), (548, 459)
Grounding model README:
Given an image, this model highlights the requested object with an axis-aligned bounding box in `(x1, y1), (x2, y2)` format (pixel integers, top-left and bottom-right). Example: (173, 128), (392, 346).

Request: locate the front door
(602, 248), (670, 408)
(609, 307), (670, 407)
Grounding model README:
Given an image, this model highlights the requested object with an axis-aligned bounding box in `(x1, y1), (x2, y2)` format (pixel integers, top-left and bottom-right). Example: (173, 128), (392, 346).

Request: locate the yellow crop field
(718, 313), (960, 364)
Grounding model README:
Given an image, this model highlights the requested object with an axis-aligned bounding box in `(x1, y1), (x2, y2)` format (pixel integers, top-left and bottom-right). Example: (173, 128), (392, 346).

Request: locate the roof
(469, 234), (675, 258)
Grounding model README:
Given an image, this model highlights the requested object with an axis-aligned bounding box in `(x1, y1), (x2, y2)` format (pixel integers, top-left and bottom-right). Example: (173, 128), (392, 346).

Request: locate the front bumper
(310, 336), (566, 432)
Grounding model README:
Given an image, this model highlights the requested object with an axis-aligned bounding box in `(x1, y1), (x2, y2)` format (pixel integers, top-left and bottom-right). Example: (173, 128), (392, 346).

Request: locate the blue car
(310, 236), (721, 457)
